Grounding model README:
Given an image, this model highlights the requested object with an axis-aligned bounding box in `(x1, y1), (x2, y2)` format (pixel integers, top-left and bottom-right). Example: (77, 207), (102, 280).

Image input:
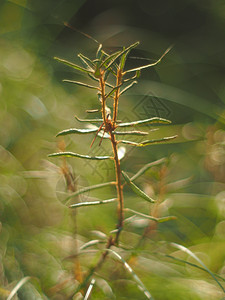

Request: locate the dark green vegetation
(1, 1), (225, 299)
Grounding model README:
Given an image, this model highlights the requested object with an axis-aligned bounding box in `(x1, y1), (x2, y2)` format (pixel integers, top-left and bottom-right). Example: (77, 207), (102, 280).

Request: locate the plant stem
(113, 69), (123, 126)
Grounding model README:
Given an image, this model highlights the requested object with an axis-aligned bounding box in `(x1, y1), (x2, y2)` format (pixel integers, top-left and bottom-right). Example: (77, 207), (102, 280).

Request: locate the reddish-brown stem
(113, 69), (123, 126)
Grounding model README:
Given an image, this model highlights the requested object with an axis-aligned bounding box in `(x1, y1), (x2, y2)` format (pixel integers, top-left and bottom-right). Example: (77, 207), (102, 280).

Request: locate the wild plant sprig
(50, 41), (174, 298)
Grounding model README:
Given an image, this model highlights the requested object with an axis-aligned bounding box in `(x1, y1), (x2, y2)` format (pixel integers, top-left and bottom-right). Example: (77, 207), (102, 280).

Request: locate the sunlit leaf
(70, 198), (117, 208)
(117, 117), (171, 127)
(54, 57), (94, 74)
(56, 127), (98, 136)
(86, 109), (99, 113)
(122, 171), (155, 203)
(107, 249), (153, 299)
(63, 79), (99, 90)
(125, 208), (176, 223)
(171, 243), (225, 293)
(48, 152), (112, 160)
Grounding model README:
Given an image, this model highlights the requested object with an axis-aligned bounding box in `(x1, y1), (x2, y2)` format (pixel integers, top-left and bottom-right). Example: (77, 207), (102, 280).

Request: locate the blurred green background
(1, 0), (225, 299)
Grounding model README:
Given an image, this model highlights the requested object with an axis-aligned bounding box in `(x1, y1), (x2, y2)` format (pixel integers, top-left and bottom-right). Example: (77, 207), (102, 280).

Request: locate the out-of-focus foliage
(1, 0), (225, 299)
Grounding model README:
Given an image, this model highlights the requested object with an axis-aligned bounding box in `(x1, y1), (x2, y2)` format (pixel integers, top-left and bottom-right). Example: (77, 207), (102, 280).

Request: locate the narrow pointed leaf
(119, 81), (137, 96)
(63, 79), (99, 90)
(125, 208), (176, 223)
(113, 130), (148, 136)
(119, 135), (177, 146)
(122, 171), (155, 203)
(7, 277), (31, 300)
(117, 117), (171, 127)
(78, 53), (95, 70)
(99, 50), (121, 69)
(171, 243), (225, 293)
(75, 116), (103, 123)
(86, 109), (99, 113)
(49, 152), (112, 160)
(125, 45), (173, 73)
(56, 128), (98, 136)
(105, 42), (140, 71)
(131, 157), (166, 182)
(107, 249), (152, 299)
(54, 57), (93, 74)
(105, 83), (123, 99)
(70, 198), (117, 208)
(65, 181), (116, 201)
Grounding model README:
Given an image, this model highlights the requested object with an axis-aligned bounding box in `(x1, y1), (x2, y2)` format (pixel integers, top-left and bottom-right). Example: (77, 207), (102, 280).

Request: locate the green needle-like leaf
(171, 243), (225, 293)
(125, 208), (176, 223)
(105, 42), (140, 71)
(63, 79), (99, 90)
(56, 128), (98, 136)
(113, 130), (148, 136)
(130, 157), (166, 181)
(117, 117), (171, 127)
(107, 249), (153, 299)
(105, 83), (123, 99)
(70, 198), (117, 208)
(122, 171), (155, 203)
(119, 81), (137, 96)
(65, 181), (116, 201)
(49, 152), (112, 160)
(125, 45), (172, 73)
(119, 135), (177, 146)
(54, 57), (94, 74)
(75, 116), (103, 123)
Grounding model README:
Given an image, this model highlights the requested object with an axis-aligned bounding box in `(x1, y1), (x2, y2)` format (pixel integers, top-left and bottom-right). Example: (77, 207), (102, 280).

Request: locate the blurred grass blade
(7, 277), (31, 300)
(119, 81), (137, 96)
(54, 57), (93, 74)
(117, 117), (171, 127)
(122, 171), (155, 203)
(125, 208), (176, 223)
(107, 249), (153, 299)
(131, 158), (166, 181)
(166, 255), (225, 283)
(171, 243), (225, 293)
(49, 152), (112, 160)
(70, 198), (117, 208)
(113, 130), (148, 136)
(119, 135), (177, 146)
(84, 279), (96, 300)
(125, 45), (172, 73)
(80, 240), (104, 250)
(63, 79), (99, 90)
(75, 115), (103, 123)
(56, 128), (98, 136)
(65, 181), (116, 201)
